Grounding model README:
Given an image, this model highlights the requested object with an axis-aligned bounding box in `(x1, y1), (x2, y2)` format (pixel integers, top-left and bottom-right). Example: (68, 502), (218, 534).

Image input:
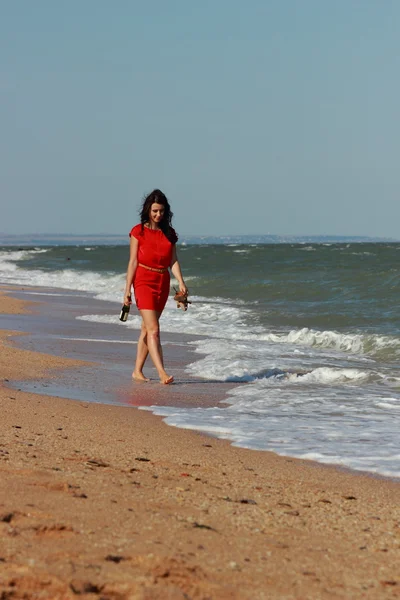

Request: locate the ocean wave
(257, 327), (400, 360)
(284, 366), (369, 385)
(0, 249), (48, 271)
(184, 335), (385, 384)
(1, 263), (126, 296)
(78, 305), (400, 364)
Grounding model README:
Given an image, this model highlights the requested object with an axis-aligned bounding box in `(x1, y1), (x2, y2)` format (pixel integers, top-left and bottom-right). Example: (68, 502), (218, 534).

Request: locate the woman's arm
(123, 236), (138, 304)
(170, 245), (188, 295)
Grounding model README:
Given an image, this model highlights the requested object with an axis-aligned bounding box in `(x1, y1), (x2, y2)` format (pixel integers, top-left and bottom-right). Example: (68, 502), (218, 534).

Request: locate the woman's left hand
(179, 283), (188, 296)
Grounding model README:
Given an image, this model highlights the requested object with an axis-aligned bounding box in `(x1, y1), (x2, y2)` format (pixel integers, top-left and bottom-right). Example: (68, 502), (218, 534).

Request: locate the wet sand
(0, 289), (399, 599)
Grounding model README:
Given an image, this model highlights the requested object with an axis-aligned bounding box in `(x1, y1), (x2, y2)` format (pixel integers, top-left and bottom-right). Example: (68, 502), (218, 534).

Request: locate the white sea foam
(285, 367), (369, 384)
(0, 250), (34, 274)
(0, 249), (126, 294)
(141, 399), (400, 478)
(78, 305), (400, 363)
(132, 297), (399, 478)
(259, 328), (400, 359)
(20, 291), (70, 297)
(140, 358), (400, 478)
(60, 336), (137, 344)
(0, 249), (199, 302)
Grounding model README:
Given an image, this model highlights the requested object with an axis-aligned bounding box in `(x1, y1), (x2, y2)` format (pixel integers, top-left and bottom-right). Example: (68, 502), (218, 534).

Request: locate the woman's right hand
(123, 293), (132, 306)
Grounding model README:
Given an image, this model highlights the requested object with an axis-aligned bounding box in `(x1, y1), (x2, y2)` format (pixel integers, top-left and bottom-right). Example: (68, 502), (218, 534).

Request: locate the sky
(1, 1), (400, 238)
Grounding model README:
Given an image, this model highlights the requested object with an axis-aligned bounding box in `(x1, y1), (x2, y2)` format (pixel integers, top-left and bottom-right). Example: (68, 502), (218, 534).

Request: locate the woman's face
(149, 203), (165, 226)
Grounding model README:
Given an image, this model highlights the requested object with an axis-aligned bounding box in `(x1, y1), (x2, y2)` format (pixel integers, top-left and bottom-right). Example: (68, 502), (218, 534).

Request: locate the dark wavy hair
(139, 189), (177, 243)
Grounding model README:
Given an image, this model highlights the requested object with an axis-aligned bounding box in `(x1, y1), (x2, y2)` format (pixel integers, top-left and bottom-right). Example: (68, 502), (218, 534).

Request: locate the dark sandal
(173, 288), (191, 311)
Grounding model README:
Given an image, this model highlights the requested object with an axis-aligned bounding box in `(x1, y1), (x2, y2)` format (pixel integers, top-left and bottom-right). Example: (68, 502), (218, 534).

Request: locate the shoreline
(0, 289), (399, 598)
(1, 284), (400, 486)
(3, 283), (398, 483)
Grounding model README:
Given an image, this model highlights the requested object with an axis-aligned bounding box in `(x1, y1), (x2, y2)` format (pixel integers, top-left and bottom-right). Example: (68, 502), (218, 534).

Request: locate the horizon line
(0, 232), (398, 242)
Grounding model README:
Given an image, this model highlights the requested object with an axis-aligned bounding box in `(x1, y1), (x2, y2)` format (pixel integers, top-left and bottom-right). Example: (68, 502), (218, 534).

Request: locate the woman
(123, 189), (187, 384)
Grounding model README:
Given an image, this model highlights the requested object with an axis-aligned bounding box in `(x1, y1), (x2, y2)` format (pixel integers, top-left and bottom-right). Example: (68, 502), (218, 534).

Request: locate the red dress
(129, 224), (177, 312)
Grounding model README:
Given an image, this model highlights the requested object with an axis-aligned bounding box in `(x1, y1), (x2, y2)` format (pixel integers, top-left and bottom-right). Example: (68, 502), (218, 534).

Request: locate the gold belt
(138, 263), (168, 274)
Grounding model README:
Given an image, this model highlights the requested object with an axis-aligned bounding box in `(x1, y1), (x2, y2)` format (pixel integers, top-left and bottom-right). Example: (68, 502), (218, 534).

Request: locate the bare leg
(139, 309), (173, 384)
(132, 322), (150, 381)
(156, 311), (164, 364)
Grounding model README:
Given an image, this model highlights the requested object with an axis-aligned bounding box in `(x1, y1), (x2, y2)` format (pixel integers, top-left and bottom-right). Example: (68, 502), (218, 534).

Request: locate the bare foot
(132, 371), (150, 382)
(160, 374), (174, 385)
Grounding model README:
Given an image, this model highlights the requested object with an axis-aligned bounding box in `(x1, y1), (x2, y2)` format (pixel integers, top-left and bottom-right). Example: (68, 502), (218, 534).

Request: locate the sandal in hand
(173, 288), (191, 311)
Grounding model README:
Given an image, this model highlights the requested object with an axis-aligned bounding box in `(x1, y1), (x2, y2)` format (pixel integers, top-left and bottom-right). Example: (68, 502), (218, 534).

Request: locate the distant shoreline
(1, 233), (398, 246)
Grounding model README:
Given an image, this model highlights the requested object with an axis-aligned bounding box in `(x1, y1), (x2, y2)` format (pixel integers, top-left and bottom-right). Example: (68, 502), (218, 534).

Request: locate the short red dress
(129, 224), (177, 312)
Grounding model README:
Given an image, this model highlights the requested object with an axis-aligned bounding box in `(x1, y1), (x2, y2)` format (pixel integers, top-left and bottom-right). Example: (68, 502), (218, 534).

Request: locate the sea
(1, 235), (399, 479)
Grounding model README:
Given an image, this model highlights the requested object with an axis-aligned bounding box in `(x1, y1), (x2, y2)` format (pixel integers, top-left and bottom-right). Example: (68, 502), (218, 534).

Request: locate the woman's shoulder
(129, 223), (143, 239)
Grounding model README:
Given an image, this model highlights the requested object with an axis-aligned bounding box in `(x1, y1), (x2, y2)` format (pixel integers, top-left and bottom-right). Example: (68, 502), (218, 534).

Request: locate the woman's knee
(140, 311), (160, 339)
(145, 323), (160, 341)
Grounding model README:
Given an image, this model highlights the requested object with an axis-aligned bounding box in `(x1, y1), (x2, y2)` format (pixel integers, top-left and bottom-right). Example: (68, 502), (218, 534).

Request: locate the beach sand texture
(0, 290), (399, 599)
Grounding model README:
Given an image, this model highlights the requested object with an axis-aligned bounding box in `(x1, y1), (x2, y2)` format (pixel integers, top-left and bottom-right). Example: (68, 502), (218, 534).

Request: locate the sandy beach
(0, 290), (399, 599)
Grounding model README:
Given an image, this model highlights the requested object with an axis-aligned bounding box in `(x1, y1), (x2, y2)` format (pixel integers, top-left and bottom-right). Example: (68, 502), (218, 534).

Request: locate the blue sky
(1, 1), (400, 237)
